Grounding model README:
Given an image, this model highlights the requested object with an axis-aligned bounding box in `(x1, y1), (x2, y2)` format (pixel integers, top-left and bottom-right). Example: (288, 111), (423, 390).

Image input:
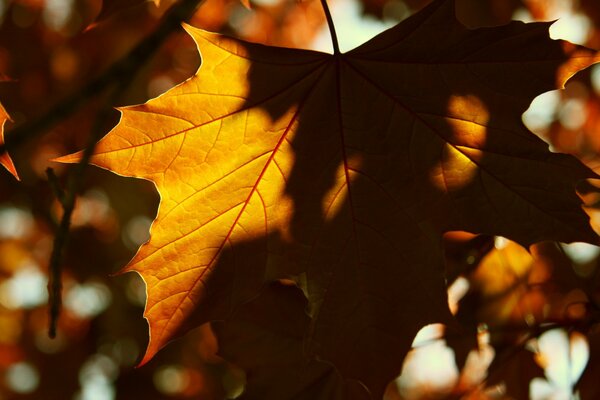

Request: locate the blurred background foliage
(0, 0), (600, 398)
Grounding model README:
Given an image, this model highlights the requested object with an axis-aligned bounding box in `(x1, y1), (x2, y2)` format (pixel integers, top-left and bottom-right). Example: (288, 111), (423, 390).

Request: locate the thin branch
(46, 167), (66, 207)
(320, 0), (340, 55)
(46, 0), (205, 337)
(47, 81), (127, 337)
(0, 0), (204, 158)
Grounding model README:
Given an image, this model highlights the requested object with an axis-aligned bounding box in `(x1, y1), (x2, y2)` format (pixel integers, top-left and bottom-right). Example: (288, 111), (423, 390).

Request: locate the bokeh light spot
(558, 98), (587, 130)
(561, 242), (600, 265)
(494, 236), (509, 250)
(43, 0), (74, 31)
(153, 365), (190, 395)
(125, 273), (147, 306)
(530, 329), (589, 400)
(77, 354), (118, 400)
(447, 276), (469, 315)
(65, 281), (112, 318)
(396, 333), (459, 399)
(523, 90), (560, 134)
(549, 12), (592, 45)
(311, 0), (394, 53)
(0, 263), (48, 309)
(5, 362), (40, 394)
(0, 206), (34, 239)
(123, 215), (152, 250)
(512, 8), (533, 23)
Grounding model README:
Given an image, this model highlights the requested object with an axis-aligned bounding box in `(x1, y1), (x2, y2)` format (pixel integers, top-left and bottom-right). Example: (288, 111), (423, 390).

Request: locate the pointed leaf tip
(52, 151), (84, 164)
(0, 104), (19, 180)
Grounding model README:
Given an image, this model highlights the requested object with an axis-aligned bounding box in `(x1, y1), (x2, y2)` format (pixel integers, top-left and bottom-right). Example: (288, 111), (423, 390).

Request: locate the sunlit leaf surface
(58, 0), (600, 395)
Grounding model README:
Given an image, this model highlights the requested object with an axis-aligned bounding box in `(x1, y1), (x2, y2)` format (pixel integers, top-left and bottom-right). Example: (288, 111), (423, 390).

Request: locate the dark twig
(46, 167), (66, 207)
(47, 82), (126, 337)
(0, 0), (204, 158)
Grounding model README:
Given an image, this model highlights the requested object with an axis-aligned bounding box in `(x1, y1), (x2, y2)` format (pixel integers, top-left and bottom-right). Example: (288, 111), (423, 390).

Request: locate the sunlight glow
(549, 12), (592, 45)
(530, 329), (589, 400)
(77, 354), (118, 400)
(428, 94), (490, 192)
(396, 337), (459, 399)
(0, 263), (48, 309)
(522, 90), (561, 134)
(311, 0), (394, 53)
(447, 94), (490, 126)
(561, 242), (600, 265)
(411, 323), (445, 347)
(123, 215), (152, 250)
(154, 365), (190, 395)
(447, 276), (469, 315)
(65, 281), (112, 318)
(0, 206), (34, 239)
(72, 189), (111, 227)
(512, 8), (534, 23)
(5, 362), (39, 394)
(460, 342), (494, 388)
(559, 98), (587, 130)
(494, 236), (509, 250)
(43, 0), (74, 31)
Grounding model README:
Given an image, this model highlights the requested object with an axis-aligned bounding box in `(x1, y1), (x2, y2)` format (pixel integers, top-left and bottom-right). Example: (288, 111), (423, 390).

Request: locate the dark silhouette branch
(0, 0), (205, 158)
(47, 81), (127, 338)
(44, 0), (206, 338)
(46, 167), (66, 207)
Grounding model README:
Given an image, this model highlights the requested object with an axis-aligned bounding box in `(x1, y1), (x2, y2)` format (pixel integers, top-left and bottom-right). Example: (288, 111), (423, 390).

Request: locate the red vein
(150, 63), (331, 344)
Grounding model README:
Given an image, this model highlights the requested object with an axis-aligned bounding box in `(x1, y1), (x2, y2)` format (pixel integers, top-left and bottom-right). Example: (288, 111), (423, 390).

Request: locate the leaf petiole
(320, 0), (340, 55)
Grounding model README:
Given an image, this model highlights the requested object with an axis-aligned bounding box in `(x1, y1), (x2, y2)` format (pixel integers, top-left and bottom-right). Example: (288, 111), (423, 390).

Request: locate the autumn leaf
(0, 102), (18, 180)
(57, 0), (600, 396)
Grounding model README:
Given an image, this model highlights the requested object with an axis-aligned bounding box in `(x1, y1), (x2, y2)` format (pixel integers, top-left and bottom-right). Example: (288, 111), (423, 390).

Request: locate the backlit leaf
(57, 0), (600, 395)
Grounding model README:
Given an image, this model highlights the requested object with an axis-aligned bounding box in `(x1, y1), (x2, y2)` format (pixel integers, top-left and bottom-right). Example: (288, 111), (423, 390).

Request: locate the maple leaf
(0, 102), (19, 180)
(57, 0), (600, 396)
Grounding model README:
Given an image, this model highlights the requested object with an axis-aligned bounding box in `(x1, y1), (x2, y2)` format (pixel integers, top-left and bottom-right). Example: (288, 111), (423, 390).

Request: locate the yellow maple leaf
(57, 0), (600, 395)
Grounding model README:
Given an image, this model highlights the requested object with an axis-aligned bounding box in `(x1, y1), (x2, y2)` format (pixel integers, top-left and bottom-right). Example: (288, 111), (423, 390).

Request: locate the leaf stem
(320, 0), (340, 55)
